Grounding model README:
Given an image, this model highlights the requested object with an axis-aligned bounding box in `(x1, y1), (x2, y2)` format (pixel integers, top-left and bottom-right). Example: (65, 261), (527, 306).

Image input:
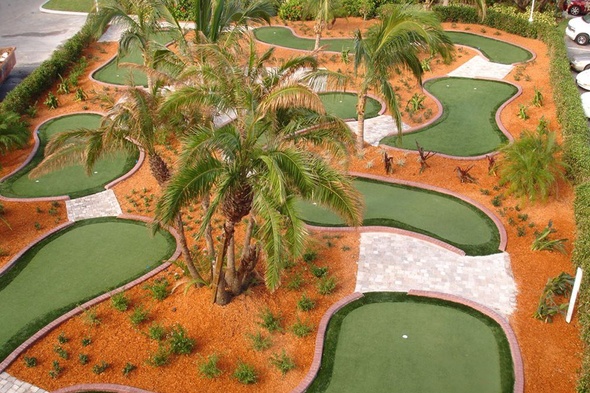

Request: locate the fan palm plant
(353, 5), (454, 151)
(0, 111), (29, 155)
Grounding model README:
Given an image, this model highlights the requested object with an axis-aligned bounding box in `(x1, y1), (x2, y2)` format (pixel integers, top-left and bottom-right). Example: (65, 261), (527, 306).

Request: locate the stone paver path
(348, 115), (411, 146)
(66, 189), (122, 221)
(356, 232), (517, 317)
(448, 55), (514, 79)
(0, 373), (46, 393)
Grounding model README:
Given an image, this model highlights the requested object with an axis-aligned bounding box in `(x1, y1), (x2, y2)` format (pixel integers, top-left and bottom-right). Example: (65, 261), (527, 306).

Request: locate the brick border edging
(290, 292), (364, 393)
(0, 215), (182, 373)
(50, 383), (157, 393)
(347, 172), (507, 251)
(408, 289), (524, 393)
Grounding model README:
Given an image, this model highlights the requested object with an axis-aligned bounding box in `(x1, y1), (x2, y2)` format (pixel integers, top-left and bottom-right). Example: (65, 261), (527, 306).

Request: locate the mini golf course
(447, 31), (532, 64)
(0, 217), (176, 362)
(381, 77), (518, 157)
(0, 113), (138, 199)
(253, 26), (354, 52)
(92, 32), (174, 86)
(320, 92), (382, 120)
(297, 177), (500, 256)
(307, 292), (514, 393)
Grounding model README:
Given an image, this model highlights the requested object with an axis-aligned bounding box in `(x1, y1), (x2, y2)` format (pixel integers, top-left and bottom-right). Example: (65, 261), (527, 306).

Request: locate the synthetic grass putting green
(92, 31), (175, 86)
(42, 0), (94, 12)
(297, 177), (500, 255)
(447, 31), (532, 64)
(381, 77), (517, 157)
(0, 218), (176, 362)
(253, 26), (353, 52)
(0, 113), (138, 199)
(320, 92), (382, 120)
(307, 292), (514, 393)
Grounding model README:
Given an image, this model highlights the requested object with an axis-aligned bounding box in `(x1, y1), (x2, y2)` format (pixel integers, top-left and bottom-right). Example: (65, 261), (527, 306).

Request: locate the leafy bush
(78, 353), (89, 365)
(111, 292), (130, 312)
(317, 275), (337, 295)
(0, 111), (29, 154)
(247, 331), (272, 351)
(57, 332), (68, 344)
(148, 322), (166, 341)
(168, 324), (195, 355)
(278, 0), (306, 21)
(129, 306), (149, 326)
(311, 265), (328, 278)
(147, 344), (171, 367)
(144, 278), (170, 301)
(291, 318), (314, 337)
(297, 293), (316, 311)
(286, 272), (305, 290)
(198, 353), (222, 379)
(533, 272), (574, 322)
(531, 221), (568, 253)
(92, 360), (110, 375)
(122, 362), (137, 376)
(258, 308), (282, 332)
(269, 350), (296, 375)
(49, 360), (62, 379)
(302, 249), (318, 263)
(23, 356), (37, 368)
(233, 361), (258, 384)
(53, 345), (68, 360)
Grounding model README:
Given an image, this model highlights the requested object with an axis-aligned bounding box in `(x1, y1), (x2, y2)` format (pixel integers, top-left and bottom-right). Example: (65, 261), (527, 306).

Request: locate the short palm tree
(304, 0), (338, 51)
(156, 37), (363, 305)
(0, 111), (29, 155)
(353, 5), (454, 151)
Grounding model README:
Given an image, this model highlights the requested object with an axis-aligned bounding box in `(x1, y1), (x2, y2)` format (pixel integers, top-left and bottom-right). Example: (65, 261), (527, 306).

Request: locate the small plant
(286, 272), (305, 290)
(416, 141), (436, 173)
(92, 360), (110, 375)
(74, 87), (87, 101)
(455, 165), (476, 183)
(25, 104), (38, 118)
(317, 275), (337, 295)
(247, 331), (272, 351)
(54, 345), (69, 360)
(34, 221), (42, 230)
(144, 278), (170, 301)
(198, 353), (222, 379)
(57, 332), (68, 344)
(78, 353), (89, 365)
(269, 350), (296, 375)
(82, 308), (100, 326)
(111, 292), (130, 311)
(297, 293), (316, 311)
(258, 308), (282, 333)
(81, 337), (92, 346)
(122, 362), (137, 376)
(532, 87), (543, 107)
(56, 75), (70, 95)
(44, 92), (59, 109)
(147, 344), (170, 367)
(291, 318), (314, 338)
(148, 322), (166, 341)
(233, 361), (258, 384)
(533, 272), (574, 322)
(302, 250), (318, 263)
(405, 93), (425, 113)
(517, 226), (526, 237)
(48, 207), (58, 216)
(49, 360), (63, 379)
(168, 324), (195, 355)
(129, 305), (149, 326)
(311, 265), (328, 278)
(24, 356), (37, 368)
(531, 221), (568, 253)
(491, 195), (502, 207)
(517, 104), (529, 120)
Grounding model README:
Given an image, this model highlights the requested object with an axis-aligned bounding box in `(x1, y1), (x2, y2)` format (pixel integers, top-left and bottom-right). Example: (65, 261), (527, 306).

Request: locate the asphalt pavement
(0, 0), (86, 100)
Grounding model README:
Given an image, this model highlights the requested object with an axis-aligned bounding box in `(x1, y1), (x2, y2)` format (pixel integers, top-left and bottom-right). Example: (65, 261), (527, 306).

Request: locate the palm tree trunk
(212, 221), (235, 305)
(356, 93), (367, 151)
(225, 237), (242, 295)
(238, 217), (260, 288)
(313, 21), (323, 51)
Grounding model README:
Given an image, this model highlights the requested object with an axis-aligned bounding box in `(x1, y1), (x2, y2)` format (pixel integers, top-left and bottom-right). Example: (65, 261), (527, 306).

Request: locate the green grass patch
(382, 77), (517, 157)
(307, 292), (514, 393)
(42, 0), (94, 12)
(0, 114), (137, 199)
(0, 217), (176, 362)
(319, 92), (381, 120)
(297, 177), (500, 255)
(253, 26), (353, 53)
(447, 31), (533, 64)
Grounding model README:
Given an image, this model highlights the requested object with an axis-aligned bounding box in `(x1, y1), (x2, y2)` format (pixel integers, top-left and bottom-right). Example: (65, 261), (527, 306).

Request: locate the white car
(567, 14), (590, 45)
(571, 54), (590, 71)
(581, 92), (590, 117)
(577, 69), (590, 89)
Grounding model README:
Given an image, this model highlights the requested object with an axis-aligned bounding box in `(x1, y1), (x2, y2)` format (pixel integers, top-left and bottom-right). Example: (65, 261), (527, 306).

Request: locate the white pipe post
(529, 0), (536, 22)
(566, 267), (583, 323)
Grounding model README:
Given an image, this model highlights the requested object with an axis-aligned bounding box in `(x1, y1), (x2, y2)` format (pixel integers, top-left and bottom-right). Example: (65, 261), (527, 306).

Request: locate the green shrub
(258, 308), (282, 333)
(78, 353), (89, 365)
(531, 221), (568, 253)
(297, 293), (316, 311)
(148, 322), (166, 341)
(290, 318), (314, 338)
(53, 345), (68, 360)
(147, 344), (171, 367)
(23, 356), (37, 368)
(311, 265), (328, 278)
(49, 360), (62, 379)
(129, 306), (149, 326)
(286, 272), (305, 290)
(198, 353), (222, 379)
(43, 92), (59, 109)
(122, 362), (137, 376)
(302, 249), (318, 263)
(167, 324), (195, 355)
(57, 332), (68, 344)
(317, 275), (337, 295)
(81, 337), (92, 346)
(247, 331), (272, 351)
(533, 272), (574, 322)
(269, 350), (296, 375)
(92, 360), (110, 375)
(233, 361), (258, 384)
(144, 278), (170, 301)
(0, 111), (29, 154)
(111, 292), (130, 312)
(278, 0), (306, 21)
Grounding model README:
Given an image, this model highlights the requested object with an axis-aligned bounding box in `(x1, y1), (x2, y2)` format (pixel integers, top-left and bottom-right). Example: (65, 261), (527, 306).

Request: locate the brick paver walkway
(0, 373), (46, 393)
(448, 55), (514, 79)
(356, 232), (517, 317)
(65, 189), (122, 221)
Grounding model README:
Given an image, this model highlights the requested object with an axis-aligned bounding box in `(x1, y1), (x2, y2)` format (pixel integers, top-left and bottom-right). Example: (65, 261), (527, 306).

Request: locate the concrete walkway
(356, 232), (517, 317)
(0, 373), (46, 393)
(65, 189), (122, 221)
(448, 55), (514, 80)
(347, 115), (411, 146)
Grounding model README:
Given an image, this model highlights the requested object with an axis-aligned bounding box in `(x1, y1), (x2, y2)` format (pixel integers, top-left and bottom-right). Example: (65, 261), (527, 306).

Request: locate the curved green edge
(306, 292), (514, 393)
(0, 217), (176, 362)
(447, 31), (532, 64)
(319, 92), (381, 120)
(297, 177), (500, 256)
(0, 113), (138, 199)
(381, 77), (517, 157)
(253, 26), (354, 52)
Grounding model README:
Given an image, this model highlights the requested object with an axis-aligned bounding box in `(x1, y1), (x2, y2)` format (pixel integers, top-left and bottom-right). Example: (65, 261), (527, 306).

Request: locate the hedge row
(434, 6), (590, 392)
(0, 14), (97, 115)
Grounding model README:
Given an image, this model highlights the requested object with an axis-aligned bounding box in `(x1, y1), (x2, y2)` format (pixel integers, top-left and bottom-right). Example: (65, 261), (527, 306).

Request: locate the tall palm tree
(353, 5), (454, 151)
(304, 0), (337, 51)
(0, 111), (29, 155)
(156, 37), (363, 305)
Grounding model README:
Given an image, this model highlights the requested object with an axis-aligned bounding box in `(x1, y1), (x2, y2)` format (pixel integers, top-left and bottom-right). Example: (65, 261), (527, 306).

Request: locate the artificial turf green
(381, 77), (517, 157)
(92, 32), (175, 86)
(253, 26), (353, 52)
(319, 92), (381, 120)
(42, 0), (94, 12)
(0, 114), (138, 199)
(307, 292), (514, 393)
(0, 218), (176, 362)
(297, 177), (500, 256)
(447, 31), (533, 65)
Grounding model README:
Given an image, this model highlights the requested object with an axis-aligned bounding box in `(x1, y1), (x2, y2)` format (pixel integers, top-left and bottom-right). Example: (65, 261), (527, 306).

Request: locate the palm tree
(353, 5), (454, 151)
(156, 37), (363, 305)
(0, 111), (29, 155)
(303, 0), (338, 51)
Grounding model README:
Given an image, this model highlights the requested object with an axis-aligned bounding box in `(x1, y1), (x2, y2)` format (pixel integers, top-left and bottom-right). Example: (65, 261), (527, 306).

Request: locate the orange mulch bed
(1, 18), (582, 393)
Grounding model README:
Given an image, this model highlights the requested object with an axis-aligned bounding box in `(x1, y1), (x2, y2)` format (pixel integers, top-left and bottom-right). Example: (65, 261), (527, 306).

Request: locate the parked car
(577, 68), (590, 89)
(581, 92), (590, 117)
(566, 14), (590, 45)
(563, 0), (590, 15)
(571, 53), (590, 71)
